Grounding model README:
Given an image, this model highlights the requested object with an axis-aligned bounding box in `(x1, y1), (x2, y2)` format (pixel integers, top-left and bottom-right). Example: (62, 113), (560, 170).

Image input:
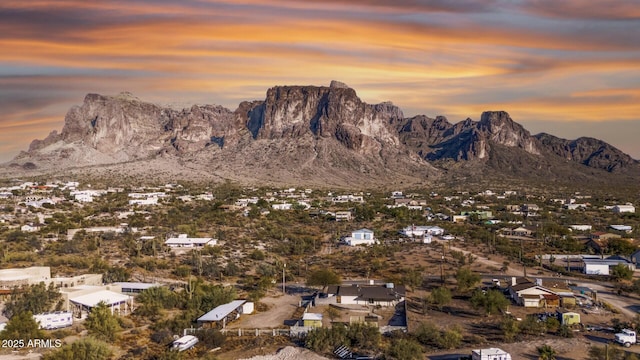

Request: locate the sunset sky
(1, 0), (639, 162)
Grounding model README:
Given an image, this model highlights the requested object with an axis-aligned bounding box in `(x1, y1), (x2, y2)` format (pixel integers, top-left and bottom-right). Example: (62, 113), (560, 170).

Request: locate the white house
(129, 197), (158, 206)
(335, 211), (352, 221)
(165, 234), (217, 248)
(344, 229), (376, 246)
(613, 205), (635, 213)
(326, 283), (406, 306)
(508, 279), (558, 308)
(610, 225), (632, 233)
(569, 225), (592, 231)
(21, 223), (41, 233)
(400, 225), (445, 237)
(272, 203), (292, 210)
(472, 348), (511, 360)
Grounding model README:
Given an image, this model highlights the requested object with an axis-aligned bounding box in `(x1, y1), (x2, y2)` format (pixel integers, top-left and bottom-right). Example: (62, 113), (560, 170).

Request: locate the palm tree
(537, 344), (557, 360)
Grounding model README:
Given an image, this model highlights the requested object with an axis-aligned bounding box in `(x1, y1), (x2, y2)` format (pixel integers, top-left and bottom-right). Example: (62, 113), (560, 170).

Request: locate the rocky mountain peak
(245, 82), (403, 151)
(8, 82), (639, 187)
(476, 111), (541, 155)
(329, 80), (350, 89)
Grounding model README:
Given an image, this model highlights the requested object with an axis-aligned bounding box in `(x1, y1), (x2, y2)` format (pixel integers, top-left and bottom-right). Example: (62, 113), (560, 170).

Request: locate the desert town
(0, 179), (639, 359)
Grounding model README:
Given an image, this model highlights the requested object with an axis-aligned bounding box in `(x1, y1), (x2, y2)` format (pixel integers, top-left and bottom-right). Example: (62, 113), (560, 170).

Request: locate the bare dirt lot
(229, 293), (301, 329)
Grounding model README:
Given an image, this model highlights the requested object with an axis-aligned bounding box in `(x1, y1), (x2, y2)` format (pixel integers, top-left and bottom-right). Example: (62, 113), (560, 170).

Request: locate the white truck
(615, 329), (638, 348)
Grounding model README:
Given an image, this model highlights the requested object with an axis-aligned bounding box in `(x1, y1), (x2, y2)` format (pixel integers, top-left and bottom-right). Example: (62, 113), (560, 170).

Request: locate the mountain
(534, 133), (637, 172)
(6, 81), (640, 187)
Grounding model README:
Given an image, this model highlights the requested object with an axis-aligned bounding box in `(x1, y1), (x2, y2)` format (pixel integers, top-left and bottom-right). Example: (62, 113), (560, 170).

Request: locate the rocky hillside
(534, 133), (638, 172)
(6, 81), (639, 187)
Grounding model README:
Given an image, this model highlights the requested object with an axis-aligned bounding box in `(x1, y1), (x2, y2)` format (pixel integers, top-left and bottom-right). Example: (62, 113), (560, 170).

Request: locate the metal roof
(69, 290), (131, 308)
(472, 348), (509, 356)
(113, 282), (162, 290)
(165, 237), (214, 245)
(303, 313), (323, 321)
(197, 300), (246, 322)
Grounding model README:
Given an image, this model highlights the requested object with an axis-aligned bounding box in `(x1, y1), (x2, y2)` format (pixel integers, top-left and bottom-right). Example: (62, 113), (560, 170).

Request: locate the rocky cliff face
(9, 81), (640, 187)
(397, 110), (543, 161)
(246, 80), (403, 152)
(535, 133), (637, 172)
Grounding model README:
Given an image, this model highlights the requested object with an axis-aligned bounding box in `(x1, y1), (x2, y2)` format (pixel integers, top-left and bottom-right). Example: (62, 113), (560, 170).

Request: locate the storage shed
(302, 313), (323, 328)
(557, 308), (581, 326)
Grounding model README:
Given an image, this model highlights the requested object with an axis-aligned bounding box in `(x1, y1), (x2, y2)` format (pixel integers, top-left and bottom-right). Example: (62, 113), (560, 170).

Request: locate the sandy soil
(238, 346), (330, 360)
(229, 293), (300, 329)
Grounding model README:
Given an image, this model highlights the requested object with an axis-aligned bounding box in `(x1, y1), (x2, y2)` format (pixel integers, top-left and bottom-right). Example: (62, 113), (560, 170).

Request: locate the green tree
(520, 315), (546, 336)
(3, 282), (62, 318)
(501, 316), (520, 342)
(455, 267), (481, 292)
(558, 324), (574, 338)
(415, 322), (442, 347)
(42, 337), (112, 360)
(0, 311), (46, 341)
(306, 269), (341, 291)
(102, 266), (130, 283)
(611, 263), (634, 281)
(387, 338), (423, 360)
(537, 344), (557, 360)
(135, 286), (178, 319)
(85, 302), (121, 342)
(429, 286), (452, 311)
(439, 326), (463, 349)
(402, 269), (423, 290)
(470, 289), (510, 316)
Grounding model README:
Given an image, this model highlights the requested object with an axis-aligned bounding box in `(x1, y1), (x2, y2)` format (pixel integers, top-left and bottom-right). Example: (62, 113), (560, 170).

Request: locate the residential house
(613, 205), (635, 213)
(471, 348), (511, 360)
(129, 197), (158, 206)
(508, 278), (559, 308)
(21, 223), (41, 233)
(344, 229), (376, 246)
(569, 225), (592, 232)
(452, 215), (469, 223)
(165, 234), (217, 248)
(326, 283), (405, 306)
(590, 232), (622, 241)
(585, 232), (623, 254)
(460, 210), (493, 220)
(335, 211), (352, 222)
(501, 226), (536, 238)
(332, 195), (364, 203)
(271, 203), (292, 210)
(610, 225), (632, 233)
(400, 225), (444, 237)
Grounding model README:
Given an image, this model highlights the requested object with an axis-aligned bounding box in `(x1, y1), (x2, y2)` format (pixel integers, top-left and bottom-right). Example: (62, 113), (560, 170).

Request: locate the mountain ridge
(6, 81), (639, 187)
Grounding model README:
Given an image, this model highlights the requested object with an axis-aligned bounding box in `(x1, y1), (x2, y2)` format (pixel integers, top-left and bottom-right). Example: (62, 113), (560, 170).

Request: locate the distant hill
(5, 81), (639, 188)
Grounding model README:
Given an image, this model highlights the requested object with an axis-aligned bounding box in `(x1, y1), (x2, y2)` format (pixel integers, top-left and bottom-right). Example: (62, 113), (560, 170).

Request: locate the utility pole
(440, 244), (446, 284)
(282, 263), (286, 294)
